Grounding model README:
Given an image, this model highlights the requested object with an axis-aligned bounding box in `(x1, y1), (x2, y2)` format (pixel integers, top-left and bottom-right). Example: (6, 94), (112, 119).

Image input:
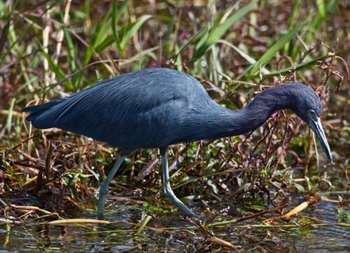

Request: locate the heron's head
(287, 83), (332, 162)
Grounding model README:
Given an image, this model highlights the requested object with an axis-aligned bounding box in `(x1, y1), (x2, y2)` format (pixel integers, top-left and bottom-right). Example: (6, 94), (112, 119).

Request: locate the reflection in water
(0, 201), (349, 252)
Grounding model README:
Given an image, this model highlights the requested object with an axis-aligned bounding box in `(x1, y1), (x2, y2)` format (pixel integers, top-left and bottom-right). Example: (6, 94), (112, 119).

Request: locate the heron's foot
(163, 187), (202, 220)
(172, 200), (203, 221)
(182, 208), (202, 220)
(177, 203), (201, 220)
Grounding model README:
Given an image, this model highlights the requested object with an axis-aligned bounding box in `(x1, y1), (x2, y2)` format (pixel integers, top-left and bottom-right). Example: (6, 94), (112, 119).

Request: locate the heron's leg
(97, 155), (127, 219)
(160, 147), (200, 218)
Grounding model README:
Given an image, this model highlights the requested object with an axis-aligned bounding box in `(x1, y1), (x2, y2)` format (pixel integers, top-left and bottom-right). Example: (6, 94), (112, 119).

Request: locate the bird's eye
(308, 109), (318, 120)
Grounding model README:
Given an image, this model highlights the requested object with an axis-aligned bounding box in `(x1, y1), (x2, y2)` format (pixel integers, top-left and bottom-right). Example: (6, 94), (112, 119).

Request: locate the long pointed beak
(309, 117), (333, 162)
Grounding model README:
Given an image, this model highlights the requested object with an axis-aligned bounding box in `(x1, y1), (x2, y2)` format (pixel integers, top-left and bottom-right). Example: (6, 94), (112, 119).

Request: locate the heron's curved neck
(228, 87), (291, 135)
(198, 86), (291, 139)
(175, 86), (293, 144)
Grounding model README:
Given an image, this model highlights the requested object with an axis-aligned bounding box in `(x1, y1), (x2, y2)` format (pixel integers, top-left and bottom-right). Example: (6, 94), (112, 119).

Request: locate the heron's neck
(174, 86), (293, 144)
(231, 90), (289, 134)
(201, 86), (291, 139)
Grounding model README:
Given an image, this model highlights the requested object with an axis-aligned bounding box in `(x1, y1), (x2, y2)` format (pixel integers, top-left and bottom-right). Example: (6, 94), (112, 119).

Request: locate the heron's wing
(25, 68), (206, 148)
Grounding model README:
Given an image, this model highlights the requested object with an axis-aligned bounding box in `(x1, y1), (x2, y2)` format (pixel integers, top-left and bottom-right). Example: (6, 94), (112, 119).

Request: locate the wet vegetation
(0, 0), (349, 251)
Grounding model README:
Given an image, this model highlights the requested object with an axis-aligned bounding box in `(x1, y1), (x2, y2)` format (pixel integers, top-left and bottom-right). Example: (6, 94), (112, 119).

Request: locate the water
(1, 200), (349, 252)
(288, 201), (350, 253)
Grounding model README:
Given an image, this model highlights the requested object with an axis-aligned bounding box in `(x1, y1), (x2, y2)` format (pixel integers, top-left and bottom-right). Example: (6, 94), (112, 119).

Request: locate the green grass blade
(219, 40), (270, 75)
(288, 0), (302, 28)
(206, 1), (256, 46)
(95, 35), (115, 52)
(84, 0), (131, 61)
(309, 0), (338, 31)
(118, 14), (151, 51)
(290, 0), (339, 59)
(63, 28), (80, 88)
(112, 0), (128, 26)
(41, 49), (73, 90)
(169, 28), (207, 62)
(64, 29), (77, 72)
(194, 27), (210, 54)
(316, 0), (326, 18)
(112, 0), (128, 49)
(83, 11), (112, 64)
(192, 0), (257, 62)
(194, 12), (224, 50)
(249, 22), (304, 76)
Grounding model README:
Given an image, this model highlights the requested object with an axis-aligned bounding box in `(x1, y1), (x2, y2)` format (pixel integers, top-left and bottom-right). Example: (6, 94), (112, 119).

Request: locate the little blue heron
(24, 68), (332, 219)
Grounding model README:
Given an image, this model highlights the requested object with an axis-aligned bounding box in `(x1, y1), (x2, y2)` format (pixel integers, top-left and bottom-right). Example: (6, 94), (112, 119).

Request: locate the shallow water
(1, 200), (349, 252)
(285, 201), (350, 253)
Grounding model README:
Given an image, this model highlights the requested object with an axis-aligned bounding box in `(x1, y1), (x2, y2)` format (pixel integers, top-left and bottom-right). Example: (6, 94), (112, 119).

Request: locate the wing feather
(25, 68), (209, 149)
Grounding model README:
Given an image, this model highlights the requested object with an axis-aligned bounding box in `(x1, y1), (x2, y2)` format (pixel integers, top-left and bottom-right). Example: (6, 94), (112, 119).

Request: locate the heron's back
(24, 68), (214, 150)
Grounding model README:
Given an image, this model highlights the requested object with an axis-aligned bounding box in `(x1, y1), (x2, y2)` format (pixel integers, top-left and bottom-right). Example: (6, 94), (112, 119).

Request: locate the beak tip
(328, 154), (334, 164)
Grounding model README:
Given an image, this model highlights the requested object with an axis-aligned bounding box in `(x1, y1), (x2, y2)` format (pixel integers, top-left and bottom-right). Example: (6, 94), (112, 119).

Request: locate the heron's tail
(23, 99), (63, 129)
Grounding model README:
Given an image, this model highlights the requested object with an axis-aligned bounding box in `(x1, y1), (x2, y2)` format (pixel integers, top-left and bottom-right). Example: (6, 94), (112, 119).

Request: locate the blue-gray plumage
(24, 68), (332, 219)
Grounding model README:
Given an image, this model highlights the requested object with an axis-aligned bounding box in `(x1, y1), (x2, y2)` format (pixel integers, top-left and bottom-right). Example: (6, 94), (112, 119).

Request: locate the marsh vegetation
(0, 0), (349, 252)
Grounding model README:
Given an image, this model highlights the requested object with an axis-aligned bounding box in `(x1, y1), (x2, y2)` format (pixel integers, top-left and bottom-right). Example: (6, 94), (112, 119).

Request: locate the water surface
(1, 199), (349, 252)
